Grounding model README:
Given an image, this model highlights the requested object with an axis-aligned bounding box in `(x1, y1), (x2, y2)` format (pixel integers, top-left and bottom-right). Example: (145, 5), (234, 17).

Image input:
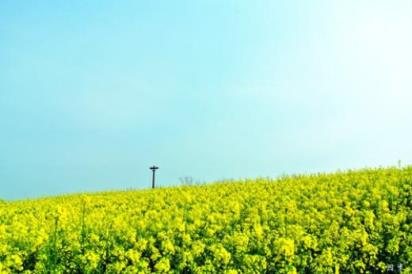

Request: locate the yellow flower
(274, 238), (295, 258)
(126, 249), (141, 264)
(85, 251), (100, 270)
(6, 254), (23, 271)
(154, 258), (170, 273)
(162, 239), (175, 254)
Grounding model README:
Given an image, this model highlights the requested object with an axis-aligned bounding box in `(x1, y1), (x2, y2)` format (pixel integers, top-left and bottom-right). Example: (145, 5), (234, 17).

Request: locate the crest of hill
(4, 165), (411, 204)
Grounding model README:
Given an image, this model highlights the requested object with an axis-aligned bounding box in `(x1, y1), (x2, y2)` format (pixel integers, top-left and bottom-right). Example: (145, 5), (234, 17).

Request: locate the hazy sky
(1, 1), (412, 200)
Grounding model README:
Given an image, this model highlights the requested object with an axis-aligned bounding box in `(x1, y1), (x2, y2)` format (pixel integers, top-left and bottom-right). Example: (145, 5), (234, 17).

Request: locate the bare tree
(179, 176), (195, 186)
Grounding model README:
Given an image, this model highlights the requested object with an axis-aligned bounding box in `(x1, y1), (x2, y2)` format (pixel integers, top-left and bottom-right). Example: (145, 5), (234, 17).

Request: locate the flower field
(0, 167), (411, 273)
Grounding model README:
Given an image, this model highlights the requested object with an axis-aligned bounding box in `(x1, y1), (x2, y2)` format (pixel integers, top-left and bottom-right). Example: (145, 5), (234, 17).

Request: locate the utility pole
(150, 165), (159, 189)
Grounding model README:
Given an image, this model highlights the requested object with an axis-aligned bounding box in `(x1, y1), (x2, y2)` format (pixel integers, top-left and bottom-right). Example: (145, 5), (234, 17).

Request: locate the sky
(1, 0), (412, 200)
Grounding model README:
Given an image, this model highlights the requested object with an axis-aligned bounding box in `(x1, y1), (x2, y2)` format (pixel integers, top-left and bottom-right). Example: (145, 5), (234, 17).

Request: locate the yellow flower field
(0, 167), (411, 273)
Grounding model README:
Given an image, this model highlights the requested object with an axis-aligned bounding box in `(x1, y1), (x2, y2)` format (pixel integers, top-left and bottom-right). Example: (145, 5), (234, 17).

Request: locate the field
(0, 167), (411, 273)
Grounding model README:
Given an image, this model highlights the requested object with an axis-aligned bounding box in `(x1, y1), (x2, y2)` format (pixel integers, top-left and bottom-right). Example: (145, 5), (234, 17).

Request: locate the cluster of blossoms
(0, 167), (411, 273)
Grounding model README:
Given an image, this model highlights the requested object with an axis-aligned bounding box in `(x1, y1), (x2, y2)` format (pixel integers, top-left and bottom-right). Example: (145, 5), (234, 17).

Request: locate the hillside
(0, 167), (411, 273)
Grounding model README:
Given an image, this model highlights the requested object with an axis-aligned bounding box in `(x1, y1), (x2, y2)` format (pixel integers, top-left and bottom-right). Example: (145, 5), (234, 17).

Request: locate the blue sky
(1, 1), (412, 200)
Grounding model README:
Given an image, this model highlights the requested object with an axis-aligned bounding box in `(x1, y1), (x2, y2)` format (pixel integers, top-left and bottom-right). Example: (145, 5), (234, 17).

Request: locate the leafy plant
(0, 167), (411, 273)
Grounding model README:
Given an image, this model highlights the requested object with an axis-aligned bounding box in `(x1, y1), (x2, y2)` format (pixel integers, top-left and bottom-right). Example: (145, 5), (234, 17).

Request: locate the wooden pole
(150, 166), (159, 189)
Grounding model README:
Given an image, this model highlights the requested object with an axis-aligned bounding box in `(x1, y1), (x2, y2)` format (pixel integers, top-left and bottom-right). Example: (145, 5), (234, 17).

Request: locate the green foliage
(0, 167), (411, 273)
